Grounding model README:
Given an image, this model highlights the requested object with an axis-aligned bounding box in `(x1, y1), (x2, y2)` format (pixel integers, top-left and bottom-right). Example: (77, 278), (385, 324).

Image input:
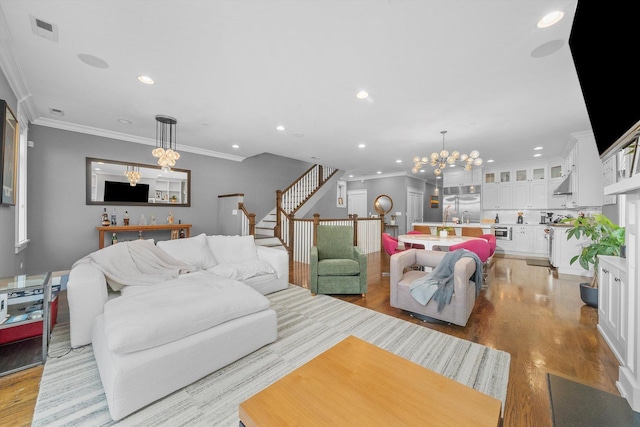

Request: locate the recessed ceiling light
(232, 144), (239, 149)
(117, 118), (132, 124)
(276, 125), (285, 131)
(396, 159), (402, 163)
(537, 11), (564, 28)
(137, 75), (155, 85)
(436, 176), (441, 179)
(356, 90), (369, 99)
(420, 169), (425, 173)
(487, 159), (495, 163)
(94, 168), (101, 171)
(349, 174), (354, 178)
(534, 146), (543, 150)
(377, 171), (382, 174)
(533, 153), (542, 157)
(358, 143), (366, 148)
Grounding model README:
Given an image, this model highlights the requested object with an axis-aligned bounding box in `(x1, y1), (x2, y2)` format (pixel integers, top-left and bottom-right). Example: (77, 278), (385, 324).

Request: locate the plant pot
(579, 282), (598, 308)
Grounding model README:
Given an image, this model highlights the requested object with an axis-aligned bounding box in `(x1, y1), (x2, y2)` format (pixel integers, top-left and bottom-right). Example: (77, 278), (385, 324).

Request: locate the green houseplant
(562, 214), (625, 307)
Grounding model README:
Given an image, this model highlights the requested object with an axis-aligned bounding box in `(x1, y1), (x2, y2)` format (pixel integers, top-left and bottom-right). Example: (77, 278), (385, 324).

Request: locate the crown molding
(31, 117), (246, 162)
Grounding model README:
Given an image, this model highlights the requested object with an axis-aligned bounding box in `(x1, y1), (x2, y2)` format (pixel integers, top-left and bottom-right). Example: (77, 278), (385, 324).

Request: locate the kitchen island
(411, 222), (550, 257)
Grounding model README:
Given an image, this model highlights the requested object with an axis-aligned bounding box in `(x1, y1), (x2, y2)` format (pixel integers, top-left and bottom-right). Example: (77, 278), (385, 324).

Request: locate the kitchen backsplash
(482, 208), (602, 225)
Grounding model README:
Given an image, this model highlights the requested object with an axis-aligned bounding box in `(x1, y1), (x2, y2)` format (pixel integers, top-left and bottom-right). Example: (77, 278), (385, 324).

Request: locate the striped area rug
(33, 285), (510, 426)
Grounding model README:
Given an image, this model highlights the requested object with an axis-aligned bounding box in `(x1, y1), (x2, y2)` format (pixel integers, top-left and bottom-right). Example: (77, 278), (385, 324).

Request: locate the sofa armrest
(67, 262), (110, 348)
(256, 246), (289, 283)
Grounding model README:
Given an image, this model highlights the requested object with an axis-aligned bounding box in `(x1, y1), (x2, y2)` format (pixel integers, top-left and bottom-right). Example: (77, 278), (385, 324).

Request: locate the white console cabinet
(597, 255), (627, 365)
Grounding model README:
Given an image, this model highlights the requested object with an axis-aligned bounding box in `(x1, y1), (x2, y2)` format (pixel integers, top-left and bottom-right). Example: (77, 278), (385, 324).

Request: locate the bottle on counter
(495, 213), (500, 223)
(123, 210), (130, 226)
(111, 233), (118, 245)
(111, 208), (117, 225)
(179, 219), (186, 238)
(167, 210), (174, 224)
(101, 208), (110, 226)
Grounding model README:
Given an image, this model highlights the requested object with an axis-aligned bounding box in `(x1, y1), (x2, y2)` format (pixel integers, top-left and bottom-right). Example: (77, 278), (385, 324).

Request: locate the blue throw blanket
(409, 249), (483, 312)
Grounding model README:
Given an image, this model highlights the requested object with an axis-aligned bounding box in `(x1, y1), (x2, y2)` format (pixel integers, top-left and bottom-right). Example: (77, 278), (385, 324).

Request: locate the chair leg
(361, 293), (366, 298)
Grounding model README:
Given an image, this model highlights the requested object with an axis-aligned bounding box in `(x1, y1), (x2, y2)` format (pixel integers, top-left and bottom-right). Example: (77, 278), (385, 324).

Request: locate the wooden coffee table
(239, 335), (502, 426)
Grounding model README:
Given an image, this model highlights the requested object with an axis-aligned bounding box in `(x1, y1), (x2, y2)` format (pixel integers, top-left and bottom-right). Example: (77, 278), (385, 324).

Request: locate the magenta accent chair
(383, 233), (404, 256)
(480, 233), (497, 257)
(448, 238), (491, 263)
(404, 230), (426, 250)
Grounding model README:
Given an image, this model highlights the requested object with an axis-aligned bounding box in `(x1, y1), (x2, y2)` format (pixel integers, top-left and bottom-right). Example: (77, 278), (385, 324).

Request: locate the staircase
(253, 209), (285, 250)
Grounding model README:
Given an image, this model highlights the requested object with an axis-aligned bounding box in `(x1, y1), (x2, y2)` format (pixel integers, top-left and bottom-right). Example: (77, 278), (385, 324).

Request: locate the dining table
(397, 234), (483, 251)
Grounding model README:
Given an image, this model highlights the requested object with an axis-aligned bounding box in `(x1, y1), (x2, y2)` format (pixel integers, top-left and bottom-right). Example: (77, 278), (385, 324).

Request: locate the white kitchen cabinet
(564, 133), (604, 208)
(515, 166), (546, 182)
(512, 225), (533, 253)
(443, 168), (482, 187)
(533, 226), (549, 255)
(483, 183), (513, 209)
(598, 255), (627, 365)
(514, 180), (547, 209)
(550, 226), (593, 276)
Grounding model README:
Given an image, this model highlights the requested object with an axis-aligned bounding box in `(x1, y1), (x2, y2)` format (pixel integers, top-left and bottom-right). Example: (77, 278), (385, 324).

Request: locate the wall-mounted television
(104, 181), (149, 203)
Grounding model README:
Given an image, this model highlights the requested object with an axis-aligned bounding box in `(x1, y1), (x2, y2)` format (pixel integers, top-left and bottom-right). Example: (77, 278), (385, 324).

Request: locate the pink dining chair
(404, 230), (426, 250)
(448, 238), (491, 264)
(383, 233), (404, 256)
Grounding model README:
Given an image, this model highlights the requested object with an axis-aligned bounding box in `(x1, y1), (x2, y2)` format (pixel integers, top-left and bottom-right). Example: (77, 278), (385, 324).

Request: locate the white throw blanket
(73, 239), (197, 291)
(103, 272), (271, 354)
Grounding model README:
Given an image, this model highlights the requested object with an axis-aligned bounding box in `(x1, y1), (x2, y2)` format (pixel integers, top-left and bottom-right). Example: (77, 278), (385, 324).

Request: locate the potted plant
(562, 213), (625, 307)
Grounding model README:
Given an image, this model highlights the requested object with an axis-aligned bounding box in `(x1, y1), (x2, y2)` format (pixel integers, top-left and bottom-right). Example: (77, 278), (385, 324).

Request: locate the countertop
(412, 222), (551, 227)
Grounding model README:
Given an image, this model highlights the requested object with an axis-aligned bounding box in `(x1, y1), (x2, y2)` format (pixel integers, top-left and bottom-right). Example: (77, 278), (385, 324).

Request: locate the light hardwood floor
(0, 253), (620, 427)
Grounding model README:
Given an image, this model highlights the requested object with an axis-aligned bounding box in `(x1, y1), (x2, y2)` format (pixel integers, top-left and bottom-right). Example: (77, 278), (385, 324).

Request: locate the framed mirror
(374, 194), (393, 215)
(86, 157), (191, 206)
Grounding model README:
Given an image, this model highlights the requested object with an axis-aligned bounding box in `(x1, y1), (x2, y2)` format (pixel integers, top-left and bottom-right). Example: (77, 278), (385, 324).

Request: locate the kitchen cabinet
(598, 255), (627, 365)
(556, 133), (603, 208)
(483, 183), (513, 209)
(510, 225), (547, 256)
(443, 168), (482, 187)
(549, 163), (563, 179)
(550, 226), (593, 276)
(514, 180), (547, 209)
(515, 166), (546, 182)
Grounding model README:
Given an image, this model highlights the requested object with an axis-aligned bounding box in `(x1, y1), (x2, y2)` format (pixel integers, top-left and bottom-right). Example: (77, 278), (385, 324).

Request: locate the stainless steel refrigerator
(442, 185), (482, 223)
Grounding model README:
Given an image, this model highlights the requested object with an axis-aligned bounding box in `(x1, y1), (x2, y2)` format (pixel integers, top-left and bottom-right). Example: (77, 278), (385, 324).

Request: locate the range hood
(553, 171), (573, 195)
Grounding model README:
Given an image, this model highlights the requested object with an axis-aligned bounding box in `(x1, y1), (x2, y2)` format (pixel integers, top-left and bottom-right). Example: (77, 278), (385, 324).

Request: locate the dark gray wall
(25, 124), (312, 274)
(0, 70), (23, 276)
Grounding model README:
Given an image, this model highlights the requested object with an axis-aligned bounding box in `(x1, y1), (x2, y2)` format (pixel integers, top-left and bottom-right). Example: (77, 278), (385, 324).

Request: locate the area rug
(33, 285), (510, 426)
(526, 258), (552, 267)
(548, 373), (640, 426)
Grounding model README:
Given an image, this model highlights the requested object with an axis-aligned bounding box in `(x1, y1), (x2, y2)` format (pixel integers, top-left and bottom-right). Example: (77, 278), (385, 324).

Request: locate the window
(14, 104), (28, 253)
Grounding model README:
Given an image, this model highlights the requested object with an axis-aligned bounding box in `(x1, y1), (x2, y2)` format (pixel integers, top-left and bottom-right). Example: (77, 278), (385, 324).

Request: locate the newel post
(352, 214), (359, 246)
(275, 189), (283, 238)
(313, 213), (321, 246)
(248, 213), (256, 236)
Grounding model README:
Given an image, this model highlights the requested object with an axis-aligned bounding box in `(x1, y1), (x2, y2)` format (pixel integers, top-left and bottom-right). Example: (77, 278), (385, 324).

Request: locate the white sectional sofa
(67, 234), (288, 420)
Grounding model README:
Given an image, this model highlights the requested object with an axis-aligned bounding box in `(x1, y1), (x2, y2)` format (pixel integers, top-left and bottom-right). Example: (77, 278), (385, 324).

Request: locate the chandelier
(152, 115), (180, 172)
(124, 165), (141, 186)
(412, 130), (482, 176)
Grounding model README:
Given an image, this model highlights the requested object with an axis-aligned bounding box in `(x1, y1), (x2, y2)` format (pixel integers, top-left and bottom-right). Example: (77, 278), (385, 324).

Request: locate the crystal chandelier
(152, 115), (180, 172)
(124, 165), (141, 186)
(412, 130), (482, 176)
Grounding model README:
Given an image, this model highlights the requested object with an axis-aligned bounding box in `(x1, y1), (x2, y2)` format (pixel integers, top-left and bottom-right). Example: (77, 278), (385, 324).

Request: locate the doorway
(348, 190), (367, 218)
(406, 187), (424, 231)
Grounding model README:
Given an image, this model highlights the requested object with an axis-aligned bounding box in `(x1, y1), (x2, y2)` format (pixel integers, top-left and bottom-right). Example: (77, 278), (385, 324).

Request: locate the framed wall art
(336, 180), (346, 208)
(1, 100), (19, 205)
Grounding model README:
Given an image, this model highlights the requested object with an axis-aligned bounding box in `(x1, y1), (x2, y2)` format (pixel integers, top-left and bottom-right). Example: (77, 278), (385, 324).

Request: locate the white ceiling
(0, 0), (589, 183)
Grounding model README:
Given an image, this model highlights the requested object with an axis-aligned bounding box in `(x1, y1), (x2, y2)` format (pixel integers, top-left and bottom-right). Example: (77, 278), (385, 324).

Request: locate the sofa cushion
(206, 235), (258, 264)
(317, 258), (360, 276)
(103, 272), (270, 354)
(156, 233), (217, 270)
(206, 260), (275, 281)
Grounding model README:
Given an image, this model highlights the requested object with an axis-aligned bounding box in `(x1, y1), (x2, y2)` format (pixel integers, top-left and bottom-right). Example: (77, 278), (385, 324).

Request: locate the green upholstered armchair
(310, 225), (367, 297)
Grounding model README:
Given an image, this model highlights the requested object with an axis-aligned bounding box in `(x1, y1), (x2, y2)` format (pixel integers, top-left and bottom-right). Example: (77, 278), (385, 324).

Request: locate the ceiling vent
(49, 108), (64, 116)
(30, 15), (59, 42)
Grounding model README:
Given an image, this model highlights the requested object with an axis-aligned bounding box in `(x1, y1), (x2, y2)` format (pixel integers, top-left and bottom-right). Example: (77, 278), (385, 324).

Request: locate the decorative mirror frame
(1, 100), (18, 206)
(86, 157), (191, 207)
(373, 194), (393, 215)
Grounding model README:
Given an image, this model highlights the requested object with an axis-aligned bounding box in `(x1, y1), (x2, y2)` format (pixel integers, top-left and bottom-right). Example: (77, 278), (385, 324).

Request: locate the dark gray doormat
(548, 373), (640, 426)
(526, 258), (552, 267)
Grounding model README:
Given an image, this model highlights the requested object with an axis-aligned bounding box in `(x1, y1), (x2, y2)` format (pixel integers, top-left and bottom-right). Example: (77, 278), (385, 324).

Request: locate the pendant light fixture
(124, 165), (141, 186)
(412, 130), (482, 176)
(152, 115), (180, 172)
